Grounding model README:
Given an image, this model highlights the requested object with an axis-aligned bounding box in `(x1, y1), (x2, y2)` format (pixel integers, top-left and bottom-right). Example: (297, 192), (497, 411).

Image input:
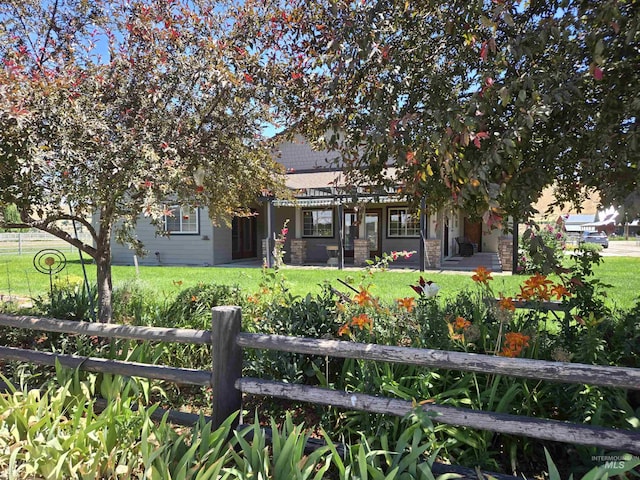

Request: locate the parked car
(580, 231), (609, 248)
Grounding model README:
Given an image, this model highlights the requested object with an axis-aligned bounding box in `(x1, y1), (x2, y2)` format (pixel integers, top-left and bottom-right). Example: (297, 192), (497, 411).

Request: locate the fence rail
(236, 333), (640, 389)
(0, 308), (639, 455)
(236, 378), (640, 453)
(0, 232), (92, 255)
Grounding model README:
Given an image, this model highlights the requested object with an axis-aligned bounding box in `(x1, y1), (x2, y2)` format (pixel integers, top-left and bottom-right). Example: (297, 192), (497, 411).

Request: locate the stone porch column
(424, 239), (441, 269)
(353, 238), (370, 267)
(290, 239), (307, 265)
(261, 239), (268, 266)
(498, 237), (514, 272)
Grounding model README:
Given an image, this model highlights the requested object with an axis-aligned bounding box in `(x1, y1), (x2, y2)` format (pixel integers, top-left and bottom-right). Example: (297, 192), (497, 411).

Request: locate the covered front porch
(257, 172), (514, 272)
(222, 250), (506, 273)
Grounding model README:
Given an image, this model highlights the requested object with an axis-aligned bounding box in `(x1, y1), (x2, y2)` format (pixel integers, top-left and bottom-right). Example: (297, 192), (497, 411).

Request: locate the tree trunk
(95, 230), (113, 323)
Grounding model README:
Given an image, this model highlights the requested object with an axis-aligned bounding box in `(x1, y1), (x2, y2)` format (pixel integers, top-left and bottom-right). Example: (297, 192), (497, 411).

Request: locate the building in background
(109, 136), (511, 270)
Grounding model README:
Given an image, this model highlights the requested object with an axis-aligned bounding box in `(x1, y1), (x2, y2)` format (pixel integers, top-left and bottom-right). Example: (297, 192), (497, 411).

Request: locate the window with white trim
(302, 209), (334, 237)
(388, 208), (420, 237)
(164, 205), (199, 234)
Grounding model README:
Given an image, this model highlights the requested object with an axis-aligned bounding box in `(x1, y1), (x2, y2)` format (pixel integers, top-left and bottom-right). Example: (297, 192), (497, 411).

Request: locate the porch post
(294, 206), (302, 239)
(419, 197), (427, 272)
(512, 219), (519, 275)
(290, 206), (306, 266)
(358, 205), (366, 239)
(265, 199), (274, 268)
(337, 202), (344, 270)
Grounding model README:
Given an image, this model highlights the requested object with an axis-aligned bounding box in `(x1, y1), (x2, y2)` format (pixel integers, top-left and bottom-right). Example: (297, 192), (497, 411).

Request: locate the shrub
(244, 287), (341, 383)
(165, 282), (244, 329)
(112, 279), (160, 325)
(33, 275), (97, 322)
(518, 217), (568, 274)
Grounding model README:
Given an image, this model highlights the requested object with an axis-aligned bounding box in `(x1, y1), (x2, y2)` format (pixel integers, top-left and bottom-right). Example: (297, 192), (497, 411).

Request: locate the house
(530, 187), (637, 239)
(564, 214), (597, 235)
(109, 136), (513, 270)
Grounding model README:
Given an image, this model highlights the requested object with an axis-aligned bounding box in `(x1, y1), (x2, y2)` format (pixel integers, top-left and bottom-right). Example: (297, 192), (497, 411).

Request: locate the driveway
(600, 240), (640, 257)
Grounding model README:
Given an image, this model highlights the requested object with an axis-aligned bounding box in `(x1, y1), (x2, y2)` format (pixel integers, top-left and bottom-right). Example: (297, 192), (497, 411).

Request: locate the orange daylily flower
(525, 273), (552, 289)
(497, 296), (516, 312)
(353, 289), (374, 307)
(452, 316), (471, 331)
(517, 273), (557, 301)
(550, 284), (572, 300)
(396, 297), (416, 312)
(471, 266), (493, 284)
(351, 313), (373, 330)
(517, 285), (535, 302)
(499, 332), (530, 358)
(523, 274), (553, 299)
(448, 316), (472, 341)
(337, 324), (351, 336)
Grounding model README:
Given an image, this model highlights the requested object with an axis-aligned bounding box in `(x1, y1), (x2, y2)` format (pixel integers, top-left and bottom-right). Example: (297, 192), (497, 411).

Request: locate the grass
(1, 253), (639, 310)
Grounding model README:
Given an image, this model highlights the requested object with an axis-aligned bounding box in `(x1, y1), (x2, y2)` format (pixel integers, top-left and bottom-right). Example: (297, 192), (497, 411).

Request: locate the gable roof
(275, 134), (342, 172)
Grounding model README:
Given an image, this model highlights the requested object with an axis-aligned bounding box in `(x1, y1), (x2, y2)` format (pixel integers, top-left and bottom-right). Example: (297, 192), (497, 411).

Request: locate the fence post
(18, 232), (22, 255)
(211, 306), (243, 431)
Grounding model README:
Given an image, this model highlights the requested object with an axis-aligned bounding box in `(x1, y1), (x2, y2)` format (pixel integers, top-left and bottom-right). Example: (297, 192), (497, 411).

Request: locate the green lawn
(1, 253), (639, 310)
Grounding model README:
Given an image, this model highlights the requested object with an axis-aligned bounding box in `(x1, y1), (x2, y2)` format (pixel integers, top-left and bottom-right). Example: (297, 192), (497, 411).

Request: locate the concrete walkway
(440, 252), (503, 272)
(219, 251), (504, 273)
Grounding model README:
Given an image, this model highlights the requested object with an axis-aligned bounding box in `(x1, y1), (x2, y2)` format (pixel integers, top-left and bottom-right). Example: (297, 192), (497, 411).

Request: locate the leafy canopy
(266, 0), (640, 223)
(0, 0), (288, 321)
(0, 0), (287, 251)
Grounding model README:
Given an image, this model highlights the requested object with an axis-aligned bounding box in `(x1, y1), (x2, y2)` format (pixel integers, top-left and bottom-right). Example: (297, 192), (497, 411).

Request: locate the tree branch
(38, 0), (60, 68)
(17, 210), (97, 258)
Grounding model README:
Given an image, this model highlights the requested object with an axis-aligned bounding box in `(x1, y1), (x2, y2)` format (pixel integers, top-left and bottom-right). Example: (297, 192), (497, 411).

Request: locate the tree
(0, 0), (287, 322)
(0, 203), (20, 231)
(266, 0), (640, 224)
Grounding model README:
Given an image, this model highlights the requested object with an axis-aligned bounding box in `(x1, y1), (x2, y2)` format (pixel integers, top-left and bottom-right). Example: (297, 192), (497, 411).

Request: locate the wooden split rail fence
(0, 307), (639, 455)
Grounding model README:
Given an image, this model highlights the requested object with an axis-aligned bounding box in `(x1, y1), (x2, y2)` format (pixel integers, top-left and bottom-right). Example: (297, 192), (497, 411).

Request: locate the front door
(232, 215), (257, 259)
(344, 210), (381, 258)
(464, 218), (482, 252)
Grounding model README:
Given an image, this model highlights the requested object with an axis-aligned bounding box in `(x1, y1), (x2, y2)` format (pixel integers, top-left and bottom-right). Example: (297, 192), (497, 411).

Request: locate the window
(303, 209), (334, 237)
(164, 205), (199, 234)
(388, 208), (420, 237)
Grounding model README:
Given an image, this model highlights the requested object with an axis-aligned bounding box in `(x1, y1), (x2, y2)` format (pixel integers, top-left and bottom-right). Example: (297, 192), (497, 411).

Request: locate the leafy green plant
(165, 283), (244, 329)
(0, 370), (236, 480)
(33, 276), (97, 322)
(228, 412), (332, 479)
(112, 279), (164, 326)
(519, 218), (568, 274)
(244, 287), (340, 384)
(323, 414), (441, 480)
(544, 447), (640, 480)
(562, 246), (611, 324)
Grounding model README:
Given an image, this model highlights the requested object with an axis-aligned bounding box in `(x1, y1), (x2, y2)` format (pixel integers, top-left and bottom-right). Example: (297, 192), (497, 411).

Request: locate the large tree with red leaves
(0, 0), (286, 322)
(266, 0), (640, 225)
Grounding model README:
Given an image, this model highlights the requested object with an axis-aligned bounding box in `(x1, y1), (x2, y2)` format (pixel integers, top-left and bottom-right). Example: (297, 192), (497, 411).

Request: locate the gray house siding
(211, 224), (232, 265)
(110, 208), (215, 266)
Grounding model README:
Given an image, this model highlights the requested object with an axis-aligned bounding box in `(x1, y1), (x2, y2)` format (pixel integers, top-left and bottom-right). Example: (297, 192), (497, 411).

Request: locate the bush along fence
(0, 307), (639, 456)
